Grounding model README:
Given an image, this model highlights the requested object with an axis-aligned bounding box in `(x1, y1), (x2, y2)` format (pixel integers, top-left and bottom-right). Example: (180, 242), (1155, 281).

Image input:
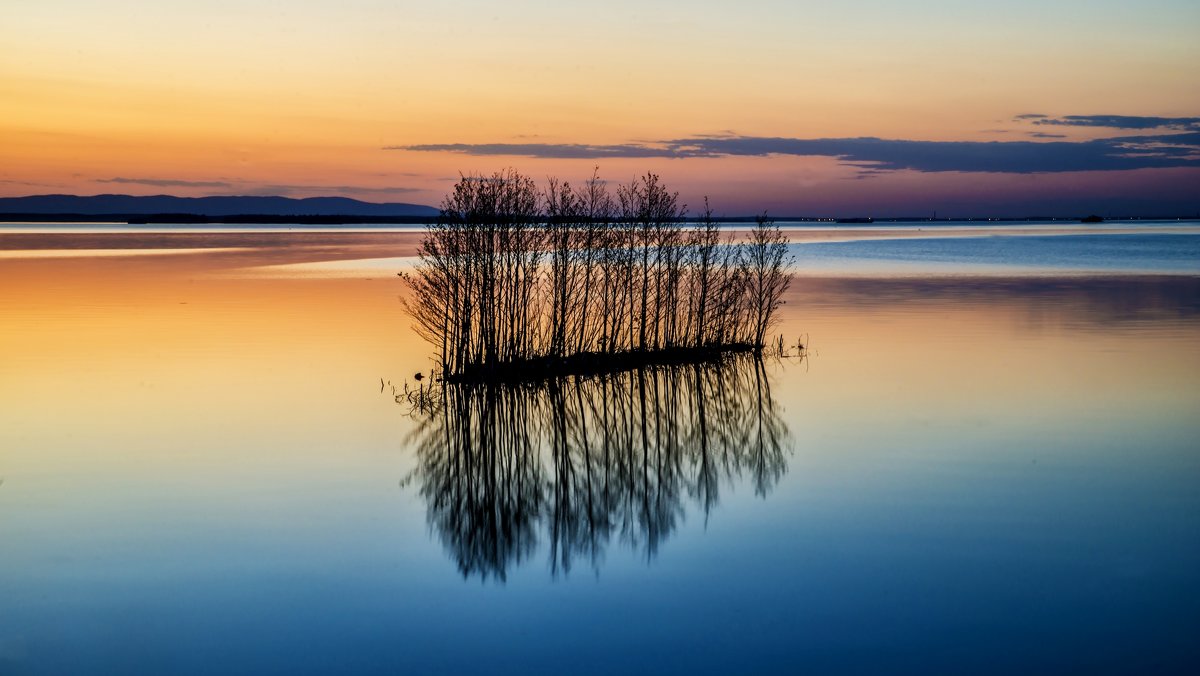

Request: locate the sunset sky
(3, 0), (1198, 216)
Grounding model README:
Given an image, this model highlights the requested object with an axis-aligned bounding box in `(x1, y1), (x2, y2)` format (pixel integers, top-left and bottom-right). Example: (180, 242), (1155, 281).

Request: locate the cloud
(691, 130), (741, 139)
(852, 167), (893, 181)
(392, 131), (1200, 174)
(1029, 115), (1200, 131)
(250, 183), (423, 196)
(97, 177), (423, 197)
(99, 177), (233, 188)
(0, 179), (61, 187)
(1028, 132), (1067, 139)
(392, 142), (689, 159)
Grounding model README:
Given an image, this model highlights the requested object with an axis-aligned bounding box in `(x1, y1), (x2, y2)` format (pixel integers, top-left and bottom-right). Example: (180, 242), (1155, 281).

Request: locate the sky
(2, 0), (1198, 216)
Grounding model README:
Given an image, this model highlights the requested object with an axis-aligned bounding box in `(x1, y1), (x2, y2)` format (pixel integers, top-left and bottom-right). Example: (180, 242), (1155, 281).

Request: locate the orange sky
(2, 1), (1198, 214)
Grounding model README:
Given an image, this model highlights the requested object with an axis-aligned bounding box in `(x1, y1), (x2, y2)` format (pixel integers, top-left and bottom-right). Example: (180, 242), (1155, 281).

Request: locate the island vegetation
(401, 169), (793, 382)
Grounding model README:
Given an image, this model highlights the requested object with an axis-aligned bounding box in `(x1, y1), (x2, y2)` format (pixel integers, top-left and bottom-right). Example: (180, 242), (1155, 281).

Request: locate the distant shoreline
(2, 213), (1198, 225)
(0, 213), (440, 225)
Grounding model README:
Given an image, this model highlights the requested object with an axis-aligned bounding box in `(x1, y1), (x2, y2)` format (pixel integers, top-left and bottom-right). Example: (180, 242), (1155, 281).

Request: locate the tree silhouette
(400, 169), (795, 382)
(401, 355), (792, 581)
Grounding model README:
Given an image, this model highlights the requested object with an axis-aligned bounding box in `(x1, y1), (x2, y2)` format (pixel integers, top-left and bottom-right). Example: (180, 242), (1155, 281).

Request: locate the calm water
(1, 225), (1198, 674)
(792, 231), (1200, 275)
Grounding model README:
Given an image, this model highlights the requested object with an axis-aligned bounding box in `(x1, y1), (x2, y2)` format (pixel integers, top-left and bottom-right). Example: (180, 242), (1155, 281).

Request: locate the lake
(1, 223), (1198, 674)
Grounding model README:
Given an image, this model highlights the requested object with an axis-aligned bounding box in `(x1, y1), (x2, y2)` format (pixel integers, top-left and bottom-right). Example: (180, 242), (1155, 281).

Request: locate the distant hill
(0, 194), (439, 218)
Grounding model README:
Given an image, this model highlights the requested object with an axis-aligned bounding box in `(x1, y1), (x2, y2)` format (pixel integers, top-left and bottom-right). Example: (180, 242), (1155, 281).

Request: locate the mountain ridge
(0, 194), (439, 217)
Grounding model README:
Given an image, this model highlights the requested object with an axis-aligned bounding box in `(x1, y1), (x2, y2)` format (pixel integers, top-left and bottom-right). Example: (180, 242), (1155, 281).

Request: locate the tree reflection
(401, 355), (791, 582)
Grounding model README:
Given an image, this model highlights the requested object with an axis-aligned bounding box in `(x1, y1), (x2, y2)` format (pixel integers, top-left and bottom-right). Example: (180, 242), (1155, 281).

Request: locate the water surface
(1, 225), (1197, 674)
(793, 231), (1200, 275)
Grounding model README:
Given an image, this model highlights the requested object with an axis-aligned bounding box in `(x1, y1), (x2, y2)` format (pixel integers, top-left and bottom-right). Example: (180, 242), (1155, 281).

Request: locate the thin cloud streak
(246, 183), (423, 197)
(389, 143), (686, 160)
(1031, 115), (1200, 131)
(99, 177), (233, 188)
(95, 177), (422, 197)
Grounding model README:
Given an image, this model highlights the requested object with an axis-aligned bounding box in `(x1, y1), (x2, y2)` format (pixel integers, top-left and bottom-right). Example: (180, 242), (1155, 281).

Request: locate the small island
(401, 170), (793, 383)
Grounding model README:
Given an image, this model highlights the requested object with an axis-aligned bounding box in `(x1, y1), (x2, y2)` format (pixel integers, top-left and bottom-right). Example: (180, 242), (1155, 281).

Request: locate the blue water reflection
(1, 230), (1198, 674)
(794, 232), (1200, 275)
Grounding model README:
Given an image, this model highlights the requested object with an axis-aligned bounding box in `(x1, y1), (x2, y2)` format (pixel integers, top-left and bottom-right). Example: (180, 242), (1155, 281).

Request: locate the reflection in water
(801, 276), (1200, 329)
(400, 356), (792, 581)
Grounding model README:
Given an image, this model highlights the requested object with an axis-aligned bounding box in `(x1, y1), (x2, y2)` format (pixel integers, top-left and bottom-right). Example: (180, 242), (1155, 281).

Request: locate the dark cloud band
(1031, 115), (1200, 131)
(391, 130), (1200, 174)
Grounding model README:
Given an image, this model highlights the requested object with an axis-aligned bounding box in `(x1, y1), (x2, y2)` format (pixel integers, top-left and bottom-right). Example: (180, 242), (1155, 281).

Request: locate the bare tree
(744, 212), (793, 349)
(401, 170), (793, 382)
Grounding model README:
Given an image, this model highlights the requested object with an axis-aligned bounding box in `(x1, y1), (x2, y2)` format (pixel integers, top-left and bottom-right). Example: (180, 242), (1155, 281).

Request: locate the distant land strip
(0, 194), (440, 219)
(0, 213), (440, 225)
(3, 213), (1199, 225)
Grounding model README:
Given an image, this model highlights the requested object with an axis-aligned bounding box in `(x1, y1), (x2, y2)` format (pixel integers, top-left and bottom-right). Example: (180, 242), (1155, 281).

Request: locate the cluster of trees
(401, 357), (789, 581)
(401, 169), (792, 381)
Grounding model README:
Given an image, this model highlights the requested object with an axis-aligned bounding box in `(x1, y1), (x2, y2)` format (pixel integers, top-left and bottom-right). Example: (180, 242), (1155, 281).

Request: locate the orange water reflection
(1, 235), (1197, 515)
